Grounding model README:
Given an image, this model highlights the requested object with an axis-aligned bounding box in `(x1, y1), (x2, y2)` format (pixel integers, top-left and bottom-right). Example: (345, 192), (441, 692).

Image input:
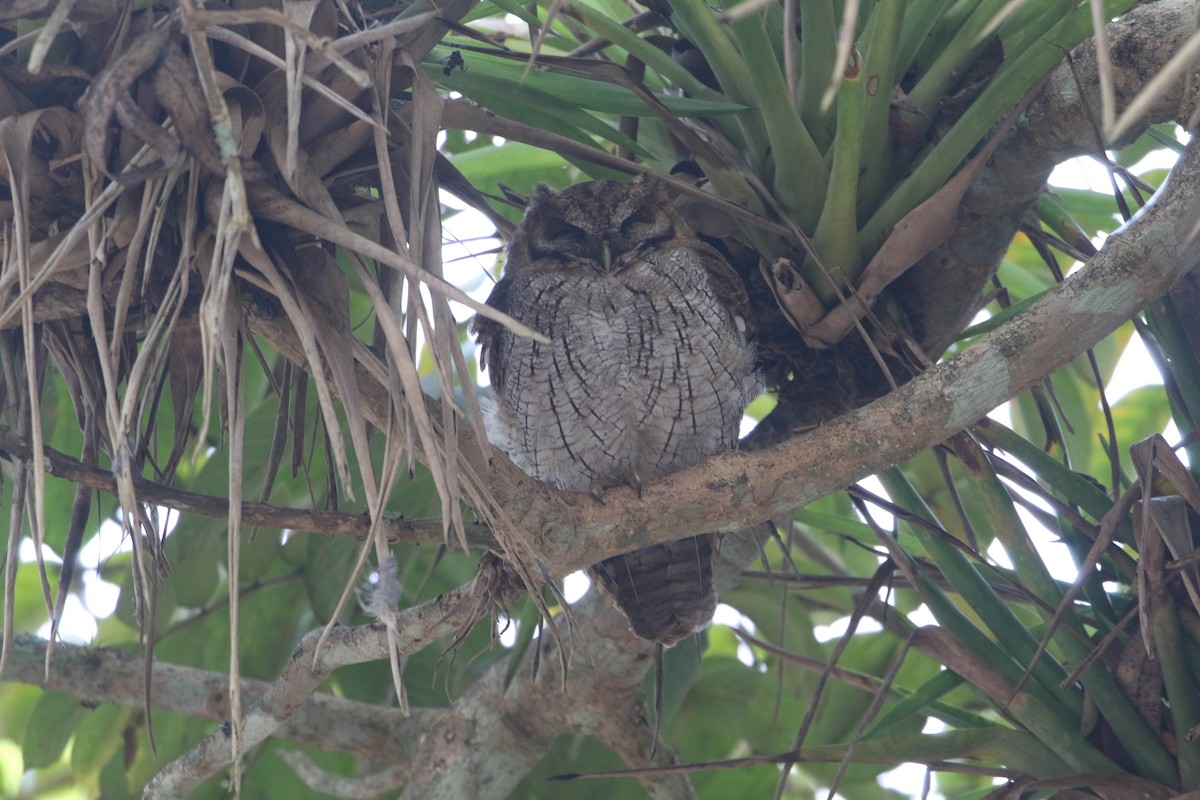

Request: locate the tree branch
(0, 633), (433, 762)
(0, 424), (494, 547)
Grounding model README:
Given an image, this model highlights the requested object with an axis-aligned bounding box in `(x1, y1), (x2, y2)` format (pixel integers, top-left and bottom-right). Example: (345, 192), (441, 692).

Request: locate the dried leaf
(78, 19), (175, 179)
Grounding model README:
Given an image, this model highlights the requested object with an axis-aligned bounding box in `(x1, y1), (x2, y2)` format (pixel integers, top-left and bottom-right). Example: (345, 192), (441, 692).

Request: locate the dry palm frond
(0, 0), (551, 761)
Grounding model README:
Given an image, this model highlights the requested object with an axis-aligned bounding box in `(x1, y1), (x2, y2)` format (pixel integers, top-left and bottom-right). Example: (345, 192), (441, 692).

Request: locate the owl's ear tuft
(527, 183), (559, 207)
(504, 183), (558, 220)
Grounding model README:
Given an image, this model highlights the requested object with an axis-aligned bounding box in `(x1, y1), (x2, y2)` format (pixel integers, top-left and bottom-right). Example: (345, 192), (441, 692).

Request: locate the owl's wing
(695, 245), (751, 323)
(472, 277), (512, 396)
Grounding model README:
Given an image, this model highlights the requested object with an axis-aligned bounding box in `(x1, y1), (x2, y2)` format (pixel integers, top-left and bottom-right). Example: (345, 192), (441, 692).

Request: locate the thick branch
(0, 633), (432, 762)
(4, 570), (709, 800)
(393, 592), (668, 800)
(143, 531), (722, 798)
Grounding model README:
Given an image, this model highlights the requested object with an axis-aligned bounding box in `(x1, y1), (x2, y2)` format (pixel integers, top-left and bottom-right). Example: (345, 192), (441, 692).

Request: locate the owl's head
(505, 175), (686, 273)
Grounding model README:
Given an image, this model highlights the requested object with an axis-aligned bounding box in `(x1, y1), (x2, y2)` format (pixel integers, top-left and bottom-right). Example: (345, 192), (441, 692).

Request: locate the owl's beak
(601, 240), (613, 272)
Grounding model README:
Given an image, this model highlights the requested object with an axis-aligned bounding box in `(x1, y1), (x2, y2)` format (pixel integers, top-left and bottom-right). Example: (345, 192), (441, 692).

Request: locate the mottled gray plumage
(474, 177), (758, 645)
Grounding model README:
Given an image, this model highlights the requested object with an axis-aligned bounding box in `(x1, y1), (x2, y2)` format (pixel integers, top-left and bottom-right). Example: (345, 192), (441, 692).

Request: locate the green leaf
(800, 729), (1074, 778)
(71, 704), (131, 781)
(502, 598), (540, 692)
(564, 0), (727, 103)
(22, 690), (88, 769)
(1114, 124), (1184, 166)
(1044, 187), (1122, 239)
(163, 517), (222, 608)
(426, 46), (747, 118)
(728, 5), (825, 228)
(798, 0), (838, 149)
(238, 579), (307, 680)
(450, 142), (572, 192)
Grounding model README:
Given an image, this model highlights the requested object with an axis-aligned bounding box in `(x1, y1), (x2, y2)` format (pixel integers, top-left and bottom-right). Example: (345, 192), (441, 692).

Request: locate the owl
(473, 176), (759, 645)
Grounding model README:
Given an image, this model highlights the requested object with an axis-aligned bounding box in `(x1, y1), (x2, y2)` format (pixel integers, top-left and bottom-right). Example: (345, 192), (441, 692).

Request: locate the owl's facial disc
(517, 180), (682, 272)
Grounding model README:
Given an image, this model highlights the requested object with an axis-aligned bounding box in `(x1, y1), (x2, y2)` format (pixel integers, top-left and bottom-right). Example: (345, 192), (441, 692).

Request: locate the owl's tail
(588, 533), (719, 646)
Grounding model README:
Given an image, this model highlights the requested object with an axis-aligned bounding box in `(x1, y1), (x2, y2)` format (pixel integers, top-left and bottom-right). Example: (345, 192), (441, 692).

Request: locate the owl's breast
(489, 259), (757, 492)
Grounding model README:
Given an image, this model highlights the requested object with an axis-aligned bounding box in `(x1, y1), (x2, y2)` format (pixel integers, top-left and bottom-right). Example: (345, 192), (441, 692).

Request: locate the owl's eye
(619, 207), (669, 242)
(543, 220), (586, 246)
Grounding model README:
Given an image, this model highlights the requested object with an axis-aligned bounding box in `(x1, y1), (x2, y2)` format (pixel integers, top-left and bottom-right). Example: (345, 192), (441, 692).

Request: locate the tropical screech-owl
(473, 176), (759, 646)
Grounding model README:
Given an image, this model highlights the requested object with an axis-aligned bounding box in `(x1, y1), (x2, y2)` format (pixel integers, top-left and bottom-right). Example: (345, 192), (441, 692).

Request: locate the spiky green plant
(428, 0), (1139, 325)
